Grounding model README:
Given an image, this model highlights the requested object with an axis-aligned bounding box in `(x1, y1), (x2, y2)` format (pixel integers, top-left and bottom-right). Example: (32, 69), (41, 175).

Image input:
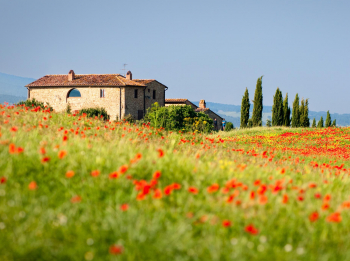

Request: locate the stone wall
(124, 87), (145, 120)
(144, 81), (166, 111)
(29, 87), (122, 120)
(205, 110), (223, 131)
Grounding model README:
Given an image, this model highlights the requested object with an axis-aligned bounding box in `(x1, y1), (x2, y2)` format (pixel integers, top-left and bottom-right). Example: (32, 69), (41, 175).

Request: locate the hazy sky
(0, 0), (349, 113)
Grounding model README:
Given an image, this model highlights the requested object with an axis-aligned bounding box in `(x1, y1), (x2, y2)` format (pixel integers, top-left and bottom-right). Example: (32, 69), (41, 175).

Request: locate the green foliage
(332, 119), (336, 127)
(247, 118), (253, 128)
(17, 98), (53, 111)
(240, 88), (250, 128)
(272, 88), (283, 126)
(312, 118), (316, 128)
(317, 116), (324, 128)
(291, 94), (300, 128)
(266, 119), (272, 127)
(78, 107), (110, 121)
(252, 76), (263, 127)
(303, 99), (310, 127)
(66, 103), (72, 114)
(325, 111), (332, 127)
(225, 122), (234, 131)
(124, 114), (135, 123)
(282, 94), (291, 127)
(299, 99), (305, 127)
(144, 103), (213, 133)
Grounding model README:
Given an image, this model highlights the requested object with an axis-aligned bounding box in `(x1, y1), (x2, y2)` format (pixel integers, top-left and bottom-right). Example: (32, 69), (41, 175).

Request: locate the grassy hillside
(1, 104), (350, 260)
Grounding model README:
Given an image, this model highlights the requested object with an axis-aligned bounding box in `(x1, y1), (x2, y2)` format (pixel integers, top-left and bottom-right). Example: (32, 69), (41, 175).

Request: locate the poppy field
(1, 104), (350, 261)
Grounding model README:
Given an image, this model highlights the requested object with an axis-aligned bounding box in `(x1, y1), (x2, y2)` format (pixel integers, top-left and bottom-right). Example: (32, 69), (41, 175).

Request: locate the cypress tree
(299, 99), (305, 127)
(332, 119), (336, 127)
(303, 99), (310, 127)
(252, 76), (263, 127)
(325, 111), (331, 127)
(312, 118), (316, 127)
(283, 93), (290, 127)
(317, 116), (324, 128)
(240, 88), (250, 128)
(291, 94), (300, 128)
(272, 88), (284, 126)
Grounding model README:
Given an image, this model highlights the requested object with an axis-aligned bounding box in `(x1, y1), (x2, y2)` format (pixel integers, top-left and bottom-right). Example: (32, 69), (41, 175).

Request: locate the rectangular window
(148, 89), (150, 93)
(27, 88), (30, 99)
(100, 89), (105, 98)
(153, 90), (156, 99)
(134, 89), (138, 98)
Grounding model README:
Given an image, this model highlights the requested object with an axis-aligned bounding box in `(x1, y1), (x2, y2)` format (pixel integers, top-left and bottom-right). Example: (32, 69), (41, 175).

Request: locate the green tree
(299, 98), (310, 127)
(325, 111), (332, 127)
(252, 76), (263, 127)
(247, 118), (253, 128)
(332, 119), (336, 127)
(240, 88), (250, 128)
(266, 119), (271, 127)
(225, 122), (234, 131)
(317, 116), (324, 128)
(283, 93), (291, 127)
(299, 99), (305, 127)
(272, 88), (284, 126)
(291, 94), (300, 128)
(303, 99), (310, 127)
(312, 118), (316, 127)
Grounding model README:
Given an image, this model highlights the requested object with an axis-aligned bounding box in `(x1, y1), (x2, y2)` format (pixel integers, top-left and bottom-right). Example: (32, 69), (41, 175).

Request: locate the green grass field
(1, 105), (350, 261)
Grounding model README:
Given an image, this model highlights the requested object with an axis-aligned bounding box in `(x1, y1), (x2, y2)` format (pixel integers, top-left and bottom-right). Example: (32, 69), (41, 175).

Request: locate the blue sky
(0, 0), (349, 113)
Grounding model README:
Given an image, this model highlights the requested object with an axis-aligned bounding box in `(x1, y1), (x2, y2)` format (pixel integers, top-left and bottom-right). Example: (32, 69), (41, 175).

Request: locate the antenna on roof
(121, 64), (128, 76)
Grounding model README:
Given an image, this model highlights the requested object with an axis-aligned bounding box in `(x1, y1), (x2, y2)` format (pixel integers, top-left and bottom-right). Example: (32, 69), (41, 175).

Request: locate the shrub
(225, 122), (234, 131)
(17, 98), (53, 111)
(144, 103), (213, 133)
(124, 114), (135, 123)
(78, 107), (109, 121)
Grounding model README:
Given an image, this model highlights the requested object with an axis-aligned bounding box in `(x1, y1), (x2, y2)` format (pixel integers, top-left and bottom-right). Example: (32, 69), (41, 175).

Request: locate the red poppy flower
(41, 157), (50, 163)
(71, 195), (81, 203)
(309, 211), (319, 222)
(58, 150), (67, 159)
(120, 204), (129, 211)
(109, 245), (123, 255)
(0, 176), (7, 184)
(207, 183), (220, 193)
(28, 181), (37, 190)
(153, 189), (162, 199)
(314, 193), (322, 199)
(282, 194), (289, 204)
(326, 212), (342, 223)
(245, 224), (259, 235)
(119, 165), (128, 174)
(222, 220), (231, 227)
(153, 171), (161, 179)
(158, 148), (165, 158)
(65, 170), (75, 178)
(109, 171), (119, 179)
(188, 187), (198, 194)
(91, 170), (100, 177)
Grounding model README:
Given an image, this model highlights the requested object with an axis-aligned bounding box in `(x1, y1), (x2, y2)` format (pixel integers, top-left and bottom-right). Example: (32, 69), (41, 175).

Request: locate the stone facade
(26, 71), (168, 121)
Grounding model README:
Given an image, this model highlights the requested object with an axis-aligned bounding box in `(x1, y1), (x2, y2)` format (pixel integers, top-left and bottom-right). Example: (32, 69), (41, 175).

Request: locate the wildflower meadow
(1, 103), (350, 261)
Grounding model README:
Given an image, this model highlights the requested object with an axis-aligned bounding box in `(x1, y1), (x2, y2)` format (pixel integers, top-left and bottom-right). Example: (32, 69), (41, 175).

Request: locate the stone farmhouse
(25, 70), (168, 120)
(165, 99), (223, 130)
(26, 70), (224, 129)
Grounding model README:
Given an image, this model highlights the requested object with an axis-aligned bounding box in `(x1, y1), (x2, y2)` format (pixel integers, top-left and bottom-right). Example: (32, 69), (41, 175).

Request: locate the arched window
(67, 89), (81, 98)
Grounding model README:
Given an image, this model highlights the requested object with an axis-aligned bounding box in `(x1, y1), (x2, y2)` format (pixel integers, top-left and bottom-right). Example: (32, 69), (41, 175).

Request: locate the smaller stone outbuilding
(165, 99), (223, 130)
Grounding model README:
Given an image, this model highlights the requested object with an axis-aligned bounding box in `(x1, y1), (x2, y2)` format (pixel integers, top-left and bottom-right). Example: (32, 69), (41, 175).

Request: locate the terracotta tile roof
(133, 79), (155, 84)
(26, 74), (146, 87)
(165, 99), (189, 103)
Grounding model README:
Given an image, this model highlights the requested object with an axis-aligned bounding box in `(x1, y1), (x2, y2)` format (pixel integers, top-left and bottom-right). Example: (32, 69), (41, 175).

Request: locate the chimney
(199, 100), (206, 109)
(68, 70), (75, 81)
(126, 71), (132, 80)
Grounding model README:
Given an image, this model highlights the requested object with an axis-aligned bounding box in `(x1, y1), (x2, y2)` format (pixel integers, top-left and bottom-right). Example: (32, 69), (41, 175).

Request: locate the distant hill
(194, 101), (350, 127)
(0, 72), (35, 104)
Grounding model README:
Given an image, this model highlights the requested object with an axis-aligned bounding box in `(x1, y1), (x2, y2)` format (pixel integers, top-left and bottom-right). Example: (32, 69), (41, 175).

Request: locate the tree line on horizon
(240, 77), (336, 128)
